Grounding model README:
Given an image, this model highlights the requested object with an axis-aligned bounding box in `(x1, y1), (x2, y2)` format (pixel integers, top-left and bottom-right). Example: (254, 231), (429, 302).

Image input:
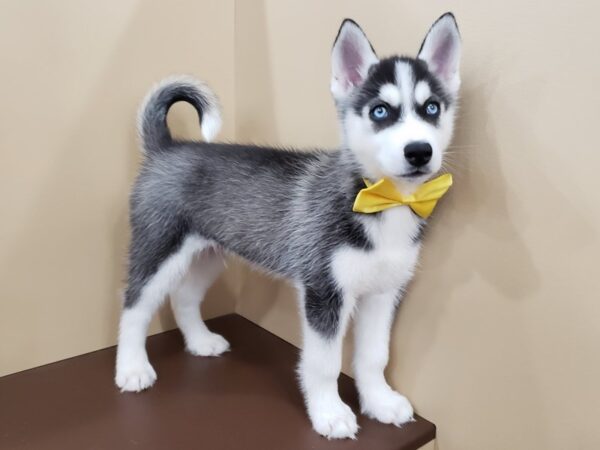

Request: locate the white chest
(331, 207), (423, 298)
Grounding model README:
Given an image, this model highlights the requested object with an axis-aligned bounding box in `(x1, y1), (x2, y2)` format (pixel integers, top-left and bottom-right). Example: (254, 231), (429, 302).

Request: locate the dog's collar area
(353, 173), (453, 218)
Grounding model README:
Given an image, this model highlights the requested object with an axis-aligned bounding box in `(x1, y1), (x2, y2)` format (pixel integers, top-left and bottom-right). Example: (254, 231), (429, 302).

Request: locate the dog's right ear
(331, 19), (378, 102)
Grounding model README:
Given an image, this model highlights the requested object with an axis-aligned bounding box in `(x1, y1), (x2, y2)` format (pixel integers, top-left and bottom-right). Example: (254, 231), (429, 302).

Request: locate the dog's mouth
(399, 169), (430, 179)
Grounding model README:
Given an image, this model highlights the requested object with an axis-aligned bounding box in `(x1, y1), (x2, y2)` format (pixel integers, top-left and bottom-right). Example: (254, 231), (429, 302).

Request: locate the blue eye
(425, 101), (440, 116)
(369, 104), (390, 121)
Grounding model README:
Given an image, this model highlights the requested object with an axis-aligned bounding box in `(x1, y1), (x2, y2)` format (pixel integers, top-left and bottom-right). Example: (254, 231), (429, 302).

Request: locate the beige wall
(0, 0), (237, 377)
(234, 1), (600, 450)
(2, 2), (599, 449)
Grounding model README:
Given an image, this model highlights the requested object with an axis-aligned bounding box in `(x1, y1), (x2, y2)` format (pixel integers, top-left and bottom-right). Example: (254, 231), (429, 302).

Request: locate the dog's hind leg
(115, 235), (206, 392)
(169, 247), (229, 356)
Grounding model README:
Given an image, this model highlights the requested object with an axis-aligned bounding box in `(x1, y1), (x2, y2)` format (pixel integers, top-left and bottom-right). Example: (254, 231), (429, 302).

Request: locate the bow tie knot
(352, 173), (453, 218)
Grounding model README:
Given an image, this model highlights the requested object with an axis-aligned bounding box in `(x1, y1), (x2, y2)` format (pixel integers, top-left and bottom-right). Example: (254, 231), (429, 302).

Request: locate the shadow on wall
(387, 51), (598, 447)
(431, 76), (542, 299)
(389, 68), (543, 379)
(423, 64), (595, 304)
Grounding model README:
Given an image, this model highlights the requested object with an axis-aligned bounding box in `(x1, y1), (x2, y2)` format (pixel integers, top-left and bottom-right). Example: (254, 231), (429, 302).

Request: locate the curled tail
(137, 75), (222, 154)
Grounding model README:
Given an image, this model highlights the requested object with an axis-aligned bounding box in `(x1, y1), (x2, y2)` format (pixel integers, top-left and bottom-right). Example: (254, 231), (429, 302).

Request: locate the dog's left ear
(418, 13), (461, 95)
(331, 19), (378, 102)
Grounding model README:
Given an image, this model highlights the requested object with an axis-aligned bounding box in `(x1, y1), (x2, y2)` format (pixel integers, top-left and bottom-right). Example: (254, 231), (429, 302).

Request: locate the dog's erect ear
(418, 13), (461, 95)
(331, 19), (378, 102)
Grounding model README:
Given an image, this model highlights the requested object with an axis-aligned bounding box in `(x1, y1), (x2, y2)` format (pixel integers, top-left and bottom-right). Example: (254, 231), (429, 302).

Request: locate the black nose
(404, 142), (432, 167)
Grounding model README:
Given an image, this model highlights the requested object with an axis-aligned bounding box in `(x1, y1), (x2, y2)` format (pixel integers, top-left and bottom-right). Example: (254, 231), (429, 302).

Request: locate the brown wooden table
(0, 314), (435, 449)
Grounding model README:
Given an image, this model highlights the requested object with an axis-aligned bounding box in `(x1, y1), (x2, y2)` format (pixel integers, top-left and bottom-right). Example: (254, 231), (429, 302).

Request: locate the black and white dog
(116, 13), (461, 439)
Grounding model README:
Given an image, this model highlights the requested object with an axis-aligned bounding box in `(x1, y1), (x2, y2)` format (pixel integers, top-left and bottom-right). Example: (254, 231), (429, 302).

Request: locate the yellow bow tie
(352, 173), (453, 218)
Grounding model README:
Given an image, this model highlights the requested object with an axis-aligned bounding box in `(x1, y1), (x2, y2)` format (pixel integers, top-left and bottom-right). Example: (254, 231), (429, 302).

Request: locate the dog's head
(331, 13), (461, 190)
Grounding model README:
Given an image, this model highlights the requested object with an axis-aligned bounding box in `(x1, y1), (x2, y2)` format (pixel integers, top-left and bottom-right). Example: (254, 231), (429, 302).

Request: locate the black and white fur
(116, 13), (461, 440)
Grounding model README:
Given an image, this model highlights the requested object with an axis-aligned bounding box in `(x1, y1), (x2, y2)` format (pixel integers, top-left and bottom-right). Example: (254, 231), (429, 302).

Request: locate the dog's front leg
(353, 291), (414, 426)
(298, 285), (358, 439)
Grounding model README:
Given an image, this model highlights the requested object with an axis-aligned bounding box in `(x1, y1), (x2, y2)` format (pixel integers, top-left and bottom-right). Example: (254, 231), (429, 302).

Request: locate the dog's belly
(331, 207), (422, 298)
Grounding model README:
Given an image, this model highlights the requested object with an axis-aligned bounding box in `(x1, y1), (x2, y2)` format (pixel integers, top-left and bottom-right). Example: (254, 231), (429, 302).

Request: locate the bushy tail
(137, 75), (222, 154)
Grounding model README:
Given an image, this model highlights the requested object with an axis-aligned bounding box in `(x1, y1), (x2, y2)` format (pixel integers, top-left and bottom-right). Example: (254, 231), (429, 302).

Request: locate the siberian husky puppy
(116, 13), (461, 439)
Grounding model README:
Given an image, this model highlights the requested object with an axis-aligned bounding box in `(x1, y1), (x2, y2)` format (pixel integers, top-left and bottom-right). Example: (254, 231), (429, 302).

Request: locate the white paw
(309, 398), (359, 440)
(115, 358), (157, 392)
(186, 332), (230, 357)
(360, 387), (414, 426)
